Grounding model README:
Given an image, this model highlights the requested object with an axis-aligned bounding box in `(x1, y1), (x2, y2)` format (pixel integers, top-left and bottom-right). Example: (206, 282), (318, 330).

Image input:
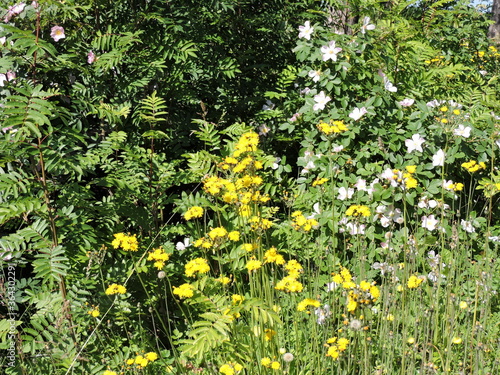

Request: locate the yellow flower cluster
(184, 206), (204, 220)
(234, 131), (259, 157)
(264, 247), (285, 265)
(285, 260), (303, 278)
(248, 216), (273, 231)
(424, 55), (445, 65)
(275, 260), (304, 292)
(291, 211), (319, 231)
(312, 177), (328, 187)
(205, 176), (268, 205)
(407, 275), (425, 289)
(173, 283), (194, 298)
(105, 283), (127, 295)
(216, 275), (231, 285)
(403, 167), (418, 189)
(219, 362), (243, 375)
(209, 227), (229, 239)
(147, 246), (170, 270)
(275, 276), (303, 292)
(345, 205), (371, 217)
(261, 357), (280, 369)
(87, 305), (100, 317)
(405, 165), (417, 174)
(193, 227), (240, 249)
(215, 132), (262, 172)
(325, 337), (349, 360)
(474, 46), (500, 60)
(317, 120), (348, 135)
(223, 308), (241, 321)
(264, 328), (277, 341)
(242, 243), (257, 252)
(232, 294), (244, 304)
(297, 298), (321, 312)
(111, 233), (138, 251)
(444, 181), (464, 191)
(332, 266), (354, 288)
(246, 258), (263, 272)
(126, 352), (158, 368)
(185, 258), (210, 277)
(462, 160), (486, 173)
(332, 267), (380, 313)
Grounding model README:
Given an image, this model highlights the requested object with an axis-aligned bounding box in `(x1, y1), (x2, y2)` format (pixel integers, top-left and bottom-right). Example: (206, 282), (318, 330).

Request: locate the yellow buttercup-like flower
(184, 206), (204, 220)
(407, 275), (424, 289)
(105, 283), (127, 295)
(173, 283), (194, 298)
(246, 259), (263, 272)
(345, 204), (371, 217)
(112, 233), (139, 251)
(297, 298), (320, 311)
(185, 258), (210, 277)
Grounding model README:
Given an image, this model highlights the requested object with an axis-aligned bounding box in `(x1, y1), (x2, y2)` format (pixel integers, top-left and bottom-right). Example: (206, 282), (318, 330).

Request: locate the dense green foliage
(1, 0), (500, 374)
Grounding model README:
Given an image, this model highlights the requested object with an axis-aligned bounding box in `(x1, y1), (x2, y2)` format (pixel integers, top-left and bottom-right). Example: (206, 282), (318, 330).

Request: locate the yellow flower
(404, 175), (418, 189)
(145, 352), (158, 361)
(232, 294), (245, 305)
(261, 357), (271, 367)
(459, 301), (468, 309)
(337, 337), (349, 351)
(405, 165), (417, 174)
(184, 206), (204, 220)
(326, 346), (340, 359)
(452, 337), (462, 344)
(370, 285), (380, 300)
(147, 247), (171, 270)
(275, 276), (303, 292)
(312, 177), (329, 187)
(238, 204), (251, 217)
(386, 314), (394, 321)
(462, 160), (486, 173)
(208, 227), (228, 240)
(173, 283), (194, 299)
(242, 243), (255, 252)
(440, 106), (448, 112)
(103, 371), (118, 375)
(112, 233), (139, 251)
(271, 361), (280, 370)
(216, 275), (231, 285)
(407, 275), (424, 289)
(228, 231), (240, 241)
(137, 357), (149, 367)
(453, 109), (460, 115)
(233, 363), (243, 372)
(359, 280), (371, 291)
(105, 283), (127, 295)
(249, 216), (272, 231)
(332, 274), (343, 284)
(345, 204), (370, 217)
(346, 297), (357, 312)
(407, 337), (415, 344)
(285, 260), (303, 278)
(297, 298), (320, 311)
(265, 329), (277, 341)
(184, 258), (210, 277)
(246, 259), (262, 272)
(88, 306), (100, 317)
(219, 362), (243, 375)
(126, 358), (135, 365)
(264, 247), (285, 265)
